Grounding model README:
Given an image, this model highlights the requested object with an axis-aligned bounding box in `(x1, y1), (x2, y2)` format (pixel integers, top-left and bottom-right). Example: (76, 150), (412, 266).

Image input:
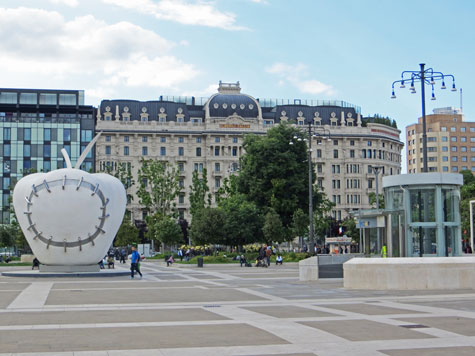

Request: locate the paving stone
(321, 303), (426, 315)
(0, 290), (21, 307)
(242, 305), (338, 318)
(396, 316), (475, 336)
(0, 324), (288, 353)
(380, 346), (475, 355)
(46, 287), (266, 305)
(52, 281), (198, 289)
(0, 307), (228, 325)
(299, 320), (435, 341)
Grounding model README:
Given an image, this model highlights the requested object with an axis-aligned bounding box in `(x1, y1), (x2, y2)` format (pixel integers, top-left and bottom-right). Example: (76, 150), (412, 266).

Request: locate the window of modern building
(441, 136), (448, 142)
(43, 161), (51, 172)
(124, 146), (129, 156)
(442, 166), (449, 172)
(428, 137), (436, 142)
(214, 147), (220, 156)
(461, 127), (466, 132)
(105, 146), (111, 155)
(471, 128), (475, 133)
(451, 137), (457, 142)
(428, 147), (437, 152)
(450, 127), (456, 132)
(461, 146), (467, 152)
(472, 167), (475, 172)
(63, 128), (71, 142)
(452, 147), (457, 152)
(142, 136), (148, 142)
(461, 137), (467, 142)
(39, 93), (56, 105)
(124, 136), (129, 142)
(441, 126), (447, 132)
(333, 150), (338, 159)
(59, 94), (76, 105)
(23, 128), (31, 141)
(178, 147), (184, 156)
(471, 137), (475, 142)
(462, 156), (467, 162)
(451, 156), (458, 162)
(196, 137), (202, 143)
(142, 147), (148, 156)
(160, 147), (166, 156)
(215, 163), (220, 172)
(23, 144), (31, 157)
(3, 127), (11, 140)
(442, 156), (448, 162)
(452, 166), (458, 172)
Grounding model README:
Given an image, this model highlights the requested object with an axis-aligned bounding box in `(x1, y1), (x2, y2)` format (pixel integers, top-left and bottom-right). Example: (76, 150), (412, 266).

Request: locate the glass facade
(0, 88), (94, 223)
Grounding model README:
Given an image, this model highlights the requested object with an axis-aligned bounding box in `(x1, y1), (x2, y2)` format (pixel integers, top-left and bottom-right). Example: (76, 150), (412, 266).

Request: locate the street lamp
(290, 123), (331, 252)
(370, 165), (384, 255)
(470, 200), (475, 253)
(391, 63), (457, 173)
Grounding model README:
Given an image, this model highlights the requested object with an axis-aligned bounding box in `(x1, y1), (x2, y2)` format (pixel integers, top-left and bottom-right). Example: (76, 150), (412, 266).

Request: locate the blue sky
(1, 0), (474, 172)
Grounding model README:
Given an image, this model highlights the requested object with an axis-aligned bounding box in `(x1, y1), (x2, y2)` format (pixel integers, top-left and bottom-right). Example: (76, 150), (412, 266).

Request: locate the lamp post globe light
(290, 123), (331, 251)
(391, 63), (457, 173)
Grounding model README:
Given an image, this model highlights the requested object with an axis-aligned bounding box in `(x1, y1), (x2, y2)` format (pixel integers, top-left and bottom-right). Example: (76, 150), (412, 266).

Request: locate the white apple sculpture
(13, 133), (126, 266)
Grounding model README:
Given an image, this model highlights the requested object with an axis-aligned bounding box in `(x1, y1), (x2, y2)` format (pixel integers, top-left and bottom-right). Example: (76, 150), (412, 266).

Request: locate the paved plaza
(1, 262), (475, 355)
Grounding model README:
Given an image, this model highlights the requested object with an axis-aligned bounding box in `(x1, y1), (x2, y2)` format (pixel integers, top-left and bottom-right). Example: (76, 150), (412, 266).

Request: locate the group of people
(238, 245), (284, 268)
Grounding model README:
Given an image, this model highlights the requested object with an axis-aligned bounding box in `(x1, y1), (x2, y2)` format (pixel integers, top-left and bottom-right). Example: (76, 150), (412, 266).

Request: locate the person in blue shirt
(130, 246), (142, 279)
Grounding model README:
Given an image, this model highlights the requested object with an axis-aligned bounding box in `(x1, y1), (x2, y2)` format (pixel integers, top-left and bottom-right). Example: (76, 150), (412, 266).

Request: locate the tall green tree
(291, 208), (308, 242)
(237, 124), (310, 234)
(114, 218), (140, 247)
(189, 168), (211, 219)
(136, 159), (181, 217)
(263, 208), (286, 243)
(189, 207), (227, 245)
(219, 194), (264, 246)
(148, 216), (183, 246)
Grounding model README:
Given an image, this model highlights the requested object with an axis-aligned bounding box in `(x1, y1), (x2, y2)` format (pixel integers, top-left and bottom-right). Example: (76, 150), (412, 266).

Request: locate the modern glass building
(0, 88), (95, 223)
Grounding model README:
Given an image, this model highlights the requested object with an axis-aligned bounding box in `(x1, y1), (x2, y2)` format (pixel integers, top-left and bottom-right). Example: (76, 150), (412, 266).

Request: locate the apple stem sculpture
(13, 132), (126, 267)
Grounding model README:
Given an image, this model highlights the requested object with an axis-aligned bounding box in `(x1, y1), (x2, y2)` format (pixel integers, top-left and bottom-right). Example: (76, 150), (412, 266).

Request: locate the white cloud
(49, 0), (79, 7)
(102, 0), (247, 30)
(266, 62), (335, 96)
(0, 7), (198, 92)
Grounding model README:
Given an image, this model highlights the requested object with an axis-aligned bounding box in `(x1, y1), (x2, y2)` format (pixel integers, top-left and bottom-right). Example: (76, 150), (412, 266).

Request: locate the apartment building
(406, 107), (475, 173)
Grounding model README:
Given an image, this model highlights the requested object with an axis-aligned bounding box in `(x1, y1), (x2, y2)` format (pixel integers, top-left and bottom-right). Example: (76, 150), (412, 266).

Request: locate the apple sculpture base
(12, 134), (126, 270)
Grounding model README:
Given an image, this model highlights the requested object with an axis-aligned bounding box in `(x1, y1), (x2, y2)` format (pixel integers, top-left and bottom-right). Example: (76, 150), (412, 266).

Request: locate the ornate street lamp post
(391, 64), (457, 172)
(290, 123), (331, 252)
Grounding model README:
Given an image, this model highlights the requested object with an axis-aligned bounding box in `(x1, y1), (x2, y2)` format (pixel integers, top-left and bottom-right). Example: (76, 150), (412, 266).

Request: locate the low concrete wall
(344, 257), (475, 290)
(20, 254), (35, 263)
(299, 256), (319, 281)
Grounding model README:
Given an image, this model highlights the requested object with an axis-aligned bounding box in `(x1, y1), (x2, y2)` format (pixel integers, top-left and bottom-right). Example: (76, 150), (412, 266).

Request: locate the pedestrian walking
(120, 248), (126, 263)
(130, 246), (142, 279)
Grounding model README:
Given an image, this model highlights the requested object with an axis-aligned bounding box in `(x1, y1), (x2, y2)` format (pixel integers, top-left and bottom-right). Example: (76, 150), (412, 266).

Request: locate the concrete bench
(343, 257), (475, 290)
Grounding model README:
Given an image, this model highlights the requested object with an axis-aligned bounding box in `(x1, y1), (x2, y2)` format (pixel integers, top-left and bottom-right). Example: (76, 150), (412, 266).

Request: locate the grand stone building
(95, 82), (403, 223)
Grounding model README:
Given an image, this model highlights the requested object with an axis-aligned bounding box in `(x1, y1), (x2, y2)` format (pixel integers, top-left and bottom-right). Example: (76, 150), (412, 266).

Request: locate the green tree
(136, 159), (181, 217)
(219, 194), (264, 246)
(342, 217), (359, 242)
(148, 216), (183, 246)
(369, 192), (385, 209)
(291, 208), (308, 242)
(189, 207), (226, 245)
(263, 208), (286, 243)
(114, 218), (140, 247)
(237, 124), (310, 235)
(189, 168), (211, 219)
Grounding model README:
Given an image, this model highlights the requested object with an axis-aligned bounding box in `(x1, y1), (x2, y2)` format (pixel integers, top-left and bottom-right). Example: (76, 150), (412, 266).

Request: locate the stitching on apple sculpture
(23, 177), (108, 250)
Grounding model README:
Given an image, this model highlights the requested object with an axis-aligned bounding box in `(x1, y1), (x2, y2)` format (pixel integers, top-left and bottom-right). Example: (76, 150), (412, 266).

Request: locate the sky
(1, 0), (475, 173)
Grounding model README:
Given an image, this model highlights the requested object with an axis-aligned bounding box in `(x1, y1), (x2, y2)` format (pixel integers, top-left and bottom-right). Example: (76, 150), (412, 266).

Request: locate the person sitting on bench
(32, 257), (40, 270)
(276, 254), (283, 265)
